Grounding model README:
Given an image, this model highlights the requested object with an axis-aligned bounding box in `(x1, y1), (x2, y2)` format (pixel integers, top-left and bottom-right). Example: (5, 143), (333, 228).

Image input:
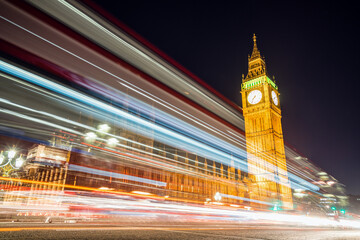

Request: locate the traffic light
(271, 204), (281, 211)
(340, 209), (346, 214)
(331, 206), (336, 211)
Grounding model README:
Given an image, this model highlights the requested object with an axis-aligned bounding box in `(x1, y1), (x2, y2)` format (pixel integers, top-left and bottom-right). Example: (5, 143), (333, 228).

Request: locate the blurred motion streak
(0, 0), (356, 228)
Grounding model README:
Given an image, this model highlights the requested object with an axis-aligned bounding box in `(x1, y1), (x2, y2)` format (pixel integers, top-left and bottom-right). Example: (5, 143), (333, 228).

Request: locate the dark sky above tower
(92, 1), (360, 194)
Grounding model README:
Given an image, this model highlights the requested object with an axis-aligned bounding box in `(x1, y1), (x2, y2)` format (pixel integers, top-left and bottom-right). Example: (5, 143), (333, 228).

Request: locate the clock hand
(252, 96), (256, 102)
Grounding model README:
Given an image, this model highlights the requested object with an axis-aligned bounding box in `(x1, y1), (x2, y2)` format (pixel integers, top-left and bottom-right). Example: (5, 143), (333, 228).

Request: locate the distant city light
(272, 204), (280, 211)
(214, 192), (222, 201)
(131, 191), (152, 195)
(327, 181), (335, 186)
(98, 187), (114, 190)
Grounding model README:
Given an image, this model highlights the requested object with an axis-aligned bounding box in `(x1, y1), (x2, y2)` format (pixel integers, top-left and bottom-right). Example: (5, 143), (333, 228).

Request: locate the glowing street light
(7, 150), (16, 159)
(107, 138), (119, 147)
(0, 153), (4, 165)
(15, 156), (24, 168)
(85, 132), (97, 141)
(98, 123), (110, 133)
(1, 148), (25, 176)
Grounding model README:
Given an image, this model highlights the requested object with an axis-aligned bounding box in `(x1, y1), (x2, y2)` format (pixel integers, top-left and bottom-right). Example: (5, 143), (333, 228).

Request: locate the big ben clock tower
(241, 34), (293, 209)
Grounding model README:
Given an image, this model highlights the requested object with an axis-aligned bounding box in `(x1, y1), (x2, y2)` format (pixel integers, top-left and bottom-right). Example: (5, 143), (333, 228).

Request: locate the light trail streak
(0, 14), (318, 193)
(0, 88), (239, 183)
(0, 61), (252, 174)
(44, 0), (300, 182)
(53, 0), (243, 125)
(0, 14), (250, 165)
(2, 182), (360, 229)
(77, 142), (233, 185)
(0, 72), (316, 195)
(1, 12), (244, 157)
(0, 5), (325, 212)
(0, 108), (81, 136)
(0, 176), (203, 204)
(227, 131), (319, 191)
(0, 67), (317, 196)
(0, 93), (236, 181)
(0, 18), (320, 204)
(69, 164), (166, 187)
(219, 193), (275, 206)
(0, 2), (346, 222)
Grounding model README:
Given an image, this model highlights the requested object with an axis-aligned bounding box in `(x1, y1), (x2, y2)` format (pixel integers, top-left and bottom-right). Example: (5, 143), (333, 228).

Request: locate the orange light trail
(0, 176), (203, 205)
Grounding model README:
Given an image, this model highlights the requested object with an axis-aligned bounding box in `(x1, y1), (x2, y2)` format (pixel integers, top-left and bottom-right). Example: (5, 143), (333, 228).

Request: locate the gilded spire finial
(244, 34), (267, 82)
(250, 33), (260, 60)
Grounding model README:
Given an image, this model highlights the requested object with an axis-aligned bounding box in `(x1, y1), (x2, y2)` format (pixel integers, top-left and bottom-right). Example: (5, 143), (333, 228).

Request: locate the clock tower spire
(244, 34), (268, 82)
(250, 33), (261, 60)
(241, 35), (293, 209)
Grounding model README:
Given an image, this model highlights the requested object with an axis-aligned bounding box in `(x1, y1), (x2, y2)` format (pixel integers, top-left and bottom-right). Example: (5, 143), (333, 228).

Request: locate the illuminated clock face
(271, 91), (278, 105)
(247, 90), (262, 104)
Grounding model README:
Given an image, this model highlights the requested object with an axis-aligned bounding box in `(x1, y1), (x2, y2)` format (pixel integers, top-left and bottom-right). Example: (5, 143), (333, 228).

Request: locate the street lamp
(98, 124), (110, 133)
(8, 150), (16, 159)
(0, 149), (25, 176)
(0, 153), (4, 165)
(15, 156), (24, 168)
(85, 132), (97, 141)
(107, 138), (119, 147)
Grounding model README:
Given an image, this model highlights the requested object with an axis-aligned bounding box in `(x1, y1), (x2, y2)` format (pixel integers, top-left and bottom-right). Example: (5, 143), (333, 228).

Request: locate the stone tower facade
(241, 34), (293, 209)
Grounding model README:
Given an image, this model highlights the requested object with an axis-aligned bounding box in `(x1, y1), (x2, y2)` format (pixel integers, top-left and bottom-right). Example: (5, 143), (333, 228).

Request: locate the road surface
(0, 223), (359, 239)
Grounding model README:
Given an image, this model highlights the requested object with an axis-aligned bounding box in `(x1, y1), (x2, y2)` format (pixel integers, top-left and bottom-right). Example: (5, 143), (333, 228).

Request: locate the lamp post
(0, 149), (25, 177)
(84, 123), (121, 151)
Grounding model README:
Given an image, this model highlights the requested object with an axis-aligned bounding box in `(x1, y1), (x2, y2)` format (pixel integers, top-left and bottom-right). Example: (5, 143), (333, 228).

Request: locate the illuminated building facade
(51, 115), (249, 205)
(25, 144), (69, 190)
(241, 35), (293, 209)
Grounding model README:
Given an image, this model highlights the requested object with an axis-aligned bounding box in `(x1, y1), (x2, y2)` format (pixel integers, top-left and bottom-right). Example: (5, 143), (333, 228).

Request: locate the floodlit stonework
(241, 34), (293, 209)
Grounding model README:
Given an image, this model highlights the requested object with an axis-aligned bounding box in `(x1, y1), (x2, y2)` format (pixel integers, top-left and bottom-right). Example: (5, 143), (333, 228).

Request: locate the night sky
(93, 1), (360, 194)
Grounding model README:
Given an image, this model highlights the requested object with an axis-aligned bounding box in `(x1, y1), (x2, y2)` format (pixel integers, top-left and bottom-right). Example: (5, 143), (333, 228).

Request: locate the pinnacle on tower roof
(250, 33), (261, 60)
(244, 34), (268, 82)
